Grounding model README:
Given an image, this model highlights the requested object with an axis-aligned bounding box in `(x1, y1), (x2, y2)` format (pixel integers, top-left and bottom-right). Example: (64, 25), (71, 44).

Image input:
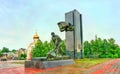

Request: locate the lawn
(73, 58), (112, 68)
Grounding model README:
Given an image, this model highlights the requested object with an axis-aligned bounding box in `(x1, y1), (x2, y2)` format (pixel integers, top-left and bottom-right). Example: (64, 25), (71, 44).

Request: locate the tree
(84, 37), (120, 58)
(32, 39), (45, 57)
(32, 39), (66, 57)
(60, 40), (66, 55)
(84, 41), (90, 57)
(11, 49), (17, 53)
(20, 54), (27, 60)
(0, 51), (3, 57)
(2, 47), (9, 53)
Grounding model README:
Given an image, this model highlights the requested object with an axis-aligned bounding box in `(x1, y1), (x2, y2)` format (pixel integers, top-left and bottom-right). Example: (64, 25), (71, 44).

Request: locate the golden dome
(33, 32), (39, 39)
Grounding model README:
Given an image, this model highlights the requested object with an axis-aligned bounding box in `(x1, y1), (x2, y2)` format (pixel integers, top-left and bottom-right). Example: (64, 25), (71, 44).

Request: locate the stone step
(25, 59), (75, 69)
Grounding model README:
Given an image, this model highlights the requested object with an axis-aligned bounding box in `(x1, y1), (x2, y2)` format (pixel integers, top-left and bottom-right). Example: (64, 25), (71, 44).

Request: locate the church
(26, 32), (40, 60)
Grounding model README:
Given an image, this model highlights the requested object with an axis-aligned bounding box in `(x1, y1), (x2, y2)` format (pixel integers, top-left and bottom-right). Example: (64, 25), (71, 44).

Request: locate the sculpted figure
(57, 21), (74, 32)
(47, 32), (63, 59)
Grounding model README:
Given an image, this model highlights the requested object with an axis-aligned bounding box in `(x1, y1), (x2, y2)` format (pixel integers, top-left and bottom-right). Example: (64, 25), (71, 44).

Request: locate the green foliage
(20, 54), (27, 60)
(84, 37), (120, 58)
(32, 40), (47, 57)
(75, 58), (111, 68)
(32, 39), (66, 57)
(11, 49), (17, 53)
(1, 47), (9, 52)
(0, 51), (3, 57)
(60, 40), (66, 55)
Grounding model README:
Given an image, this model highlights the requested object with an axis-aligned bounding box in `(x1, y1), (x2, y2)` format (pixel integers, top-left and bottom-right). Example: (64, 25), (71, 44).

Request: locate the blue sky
(0, 0), (120, 50)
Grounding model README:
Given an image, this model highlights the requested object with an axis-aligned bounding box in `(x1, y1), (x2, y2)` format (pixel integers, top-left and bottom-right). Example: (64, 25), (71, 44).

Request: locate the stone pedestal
(25, 59), (75, 69)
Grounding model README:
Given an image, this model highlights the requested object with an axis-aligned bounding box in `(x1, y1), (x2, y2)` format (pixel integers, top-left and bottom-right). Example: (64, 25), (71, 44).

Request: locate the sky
(0, 0), (120, 50)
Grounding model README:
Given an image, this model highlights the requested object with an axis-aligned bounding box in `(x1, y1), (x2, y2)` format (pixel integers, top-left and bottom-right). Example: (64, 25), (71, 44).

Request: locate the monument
(58, 9), (83, 59)
(25, 9), (83, 69)
(46, 32), (64, 59)
(25, 32), (74, 69)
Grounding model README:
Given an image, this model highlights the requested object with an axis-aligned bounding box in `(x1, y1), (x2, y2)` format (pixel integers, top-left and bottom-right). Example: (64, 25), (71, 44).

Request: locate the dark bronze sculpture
(47, 21), (74, 60)
(47, 32), (63, 59)
(57, 21), (74, 32)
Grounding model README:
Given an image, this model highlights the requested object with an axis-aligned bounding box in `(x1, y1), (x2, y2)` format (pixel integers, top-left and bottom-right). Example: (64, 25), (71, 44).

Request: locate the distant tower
(33, 32), (39, 44)
(95, 34), (97, 40)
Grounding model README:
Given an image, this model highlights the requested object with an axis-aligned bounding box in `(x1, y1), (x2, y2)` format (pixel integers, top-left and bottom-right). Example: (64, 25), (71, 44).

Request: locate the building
(33, 32), (40, 44)
(17, 48), (26, 58)
(26, 32), (40, 60)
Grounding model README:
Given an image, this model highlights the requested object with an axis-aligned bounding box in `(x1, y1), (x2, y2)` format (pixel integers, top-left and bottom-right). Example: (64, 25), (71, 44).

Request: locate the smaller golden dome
(33, 32), (39, 39)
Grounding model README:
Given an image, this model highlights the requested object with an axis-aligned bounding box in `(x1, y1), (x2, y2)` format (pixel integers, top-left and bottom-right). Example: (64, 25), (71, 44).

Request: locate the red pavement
(0, 59), (120, 74)
(89, 59), (120, 74)
(0, 66), (61, 74)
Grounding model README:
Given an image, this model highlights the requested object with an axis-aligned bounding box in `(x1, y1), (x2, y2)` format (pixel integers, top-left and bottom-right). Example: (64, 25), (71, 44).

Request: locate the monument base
(66, 50), (84, 59)
(25, 59), (75, 69)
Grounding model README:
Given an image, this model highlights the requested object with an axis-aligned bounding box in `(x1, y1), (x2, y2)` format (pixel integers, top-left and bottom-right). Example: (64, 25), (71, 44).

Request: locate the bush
(84, 37), (120, 58)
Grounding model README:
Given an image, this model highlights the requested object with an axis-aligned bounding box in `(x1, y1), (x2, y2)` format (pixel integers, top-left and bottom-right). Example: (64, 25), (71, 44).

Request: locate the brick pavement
(87, 59), (120, 74)
(0, 59), (120, 74)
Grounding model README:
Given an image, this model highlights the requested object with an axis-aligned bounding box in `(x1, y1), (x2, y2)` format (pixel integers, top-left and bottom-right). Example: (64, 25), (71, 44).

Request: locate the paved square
(0, 59), (120, 74)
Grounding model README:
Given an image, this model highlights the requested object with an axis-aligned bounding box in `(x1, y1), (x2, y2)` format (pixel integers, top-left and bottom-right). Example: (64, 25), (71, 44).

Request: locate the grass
(73, 58), (112, 68)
